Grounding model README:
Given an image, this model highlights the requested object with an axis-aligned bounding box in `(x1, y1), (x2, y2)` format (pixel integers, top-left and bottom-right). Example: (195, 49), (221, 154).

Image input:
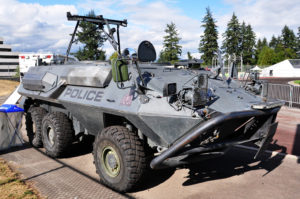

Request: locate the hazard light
(20, 56), (25, 59)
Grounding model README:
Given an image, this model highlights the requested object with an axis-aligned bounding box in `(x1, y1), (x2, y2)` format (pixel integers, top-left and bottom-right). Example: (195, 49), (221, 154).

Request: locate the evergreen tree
(256, 39), (262, 51)
(239, 22), (247, 53)
(222, 13), (241, 56)
(255, 37), (268, 63)
(262, 37), (268, 47)
(269, 35), (278, 49)
(297, 27), (300, 54)
(187, 51), (193, 60)
(240, 23), (256, 64)
(281, 25), (297, 50)
(160, 22), (182, 64)
(198, 7), (218, 65)
(157, 51), (167, 63)
(74, 10), (106, 61)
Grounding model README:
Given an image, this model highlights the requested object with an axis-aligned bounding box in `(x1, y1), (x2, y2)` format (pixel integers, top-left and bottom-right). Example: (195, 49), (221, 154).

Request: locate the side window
(269, 70), (273, 76)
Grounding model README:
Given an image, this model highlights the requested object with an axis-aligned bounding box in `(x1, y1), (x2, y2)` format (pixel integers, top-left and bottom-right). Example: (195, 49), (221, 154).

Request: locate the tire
(42, 112), (74, 157)
(25, 107), (47, 148)
(93, 126), (146, 192)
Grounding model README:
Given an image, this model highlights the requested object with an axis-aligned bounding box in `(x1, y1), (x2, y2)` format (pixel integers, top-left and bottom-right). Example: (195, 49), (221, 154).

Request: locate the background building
(260, 59), (300, 78)
(0, 37), (19, 77)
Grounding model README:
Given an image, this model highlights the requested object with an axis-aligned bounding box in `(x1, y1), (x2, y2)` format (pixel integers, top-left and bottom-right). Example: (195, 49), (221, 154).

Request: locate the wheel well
(23, 98), (67, 114)
(103, 113), (133, 129)
(102, 113), (155, 154)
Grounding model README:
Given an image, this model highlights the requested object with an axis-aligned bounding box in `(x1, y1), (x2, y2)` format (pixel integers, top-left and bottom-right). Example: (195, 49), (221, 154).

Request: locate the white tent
(260, 59), (300, 78)
(250, 66), (262, 71)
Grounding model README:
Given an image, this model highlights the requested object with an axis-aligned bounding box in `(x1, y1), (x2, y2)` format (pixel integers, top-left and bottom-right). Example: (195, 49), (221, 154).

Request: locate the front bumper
(150, 107), (280, 169)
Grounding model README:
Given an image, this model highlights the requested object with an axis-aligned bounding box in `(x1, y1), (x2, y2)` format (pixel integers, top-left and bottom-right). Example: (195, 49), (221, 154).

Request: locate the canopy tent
(250, 66), (262, 71)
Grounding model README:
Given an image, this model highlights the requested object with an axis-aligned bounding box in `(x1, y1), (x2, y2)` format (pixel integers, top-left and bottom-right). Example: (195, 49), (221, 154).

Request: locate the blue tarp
(0, 104), (24, 113)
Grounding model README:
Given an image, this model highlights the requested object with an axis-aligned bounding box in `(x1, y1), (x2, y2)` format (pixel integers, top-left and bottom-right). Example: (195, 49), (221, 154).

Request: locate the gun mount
(66, 12), (127, 60)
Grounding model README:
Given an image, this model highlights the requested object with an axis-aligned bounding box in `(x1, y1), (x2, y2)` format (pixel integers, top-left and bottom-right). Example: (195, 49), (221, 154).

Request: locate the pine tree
(157, 51), (167, 63)
(240, 23), (256, 64)
(256, 39), (262, 51)
(187, 52), (193, 60)
(222, 13), (240, 56)
(262, 37), (268, 47)
(198, 7), (218, 65)
(74, 10), (106, 61)
(160, 22), (182, 64)
(281, 25), (297, 50)
(297, 27), (300, 54)
(269, 35), (278, 49)
(255, 37), (268, 63)
(239, 22), (247, 54)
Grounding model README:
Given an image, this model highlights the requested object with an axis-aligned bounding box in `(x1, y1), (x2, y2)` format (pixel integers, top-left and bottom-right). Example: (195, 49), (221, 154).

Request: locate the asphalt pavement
(0, 95), (300, 198)
(1, 144), (299, 199)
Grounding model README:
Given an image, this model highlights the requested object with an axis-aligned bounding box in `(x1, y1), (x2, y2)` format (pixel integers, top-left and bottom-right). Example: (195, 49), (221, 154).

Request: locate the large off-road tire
(41, 112), (74, 157)
(93, 126), (146, 192)
(25, 107), (47, 148)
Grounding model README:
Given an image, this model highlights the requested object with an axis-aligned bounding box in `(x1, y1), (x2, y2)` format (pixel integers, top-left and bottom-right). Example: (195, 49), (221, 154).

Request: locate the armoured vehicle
(18, 13), (283, 192)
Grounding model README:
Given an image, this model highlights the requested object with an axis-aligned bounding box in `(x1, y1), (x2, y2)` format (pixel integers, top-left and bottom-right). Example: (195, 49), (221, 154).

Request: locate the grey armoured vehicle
(18, 13), (283, 192)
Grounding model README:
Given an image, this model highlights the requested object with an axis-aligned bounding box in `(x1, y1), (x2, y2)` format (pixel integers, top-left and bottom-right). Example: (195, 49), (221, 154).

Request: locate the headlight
(163, 83), (177, 96)
(182, 74), (208, 107)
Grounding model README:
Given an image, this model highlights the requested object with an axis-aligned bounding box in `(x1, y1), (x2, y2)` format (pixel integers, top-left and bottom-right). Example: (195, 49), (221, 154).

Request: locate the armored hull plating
(18, 12), (283, 192)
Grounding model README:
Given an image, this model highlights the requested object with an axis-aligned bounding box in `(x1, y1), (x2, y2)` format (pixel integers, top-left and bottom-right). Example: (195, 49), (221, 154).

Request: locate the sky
(0, 0), (299, 59)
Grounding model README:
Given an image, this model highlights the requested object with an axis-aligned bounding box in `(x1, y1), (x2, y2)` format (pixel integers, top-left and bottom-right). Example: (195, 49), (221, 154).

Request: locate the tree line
(74, 9), (300, 67)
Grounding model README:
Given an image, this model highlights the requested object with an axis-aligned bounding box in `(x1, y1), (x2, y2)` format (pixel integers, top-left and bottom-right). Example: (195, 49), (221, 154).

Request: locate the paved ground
(1, 145), (299, 199)
(0, 146), (128, 199)
(0, 95), (8, 104)
(1, 95), (300, 198)
(273, 106), (300, 156)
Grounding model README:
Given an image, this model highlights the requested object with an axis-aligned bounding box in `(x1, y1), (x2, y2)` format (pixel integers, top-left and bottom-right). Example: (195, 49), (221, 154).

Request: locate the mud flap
(254, 122), (278, 159)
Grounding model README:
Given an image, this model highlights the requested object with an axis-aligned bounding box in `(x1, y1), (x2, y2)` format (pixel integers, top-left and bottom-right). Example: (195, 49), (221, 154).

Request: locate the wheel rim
(47, 127), (55, 146)
(32, 121), (37, 137)
(101, 146), (121, 177)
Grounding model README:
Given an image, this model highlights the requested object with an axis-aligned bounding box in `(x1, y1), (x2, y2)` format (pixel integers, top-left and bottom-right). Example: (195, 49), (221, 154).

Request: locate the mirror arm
(134, 61), (146, 87)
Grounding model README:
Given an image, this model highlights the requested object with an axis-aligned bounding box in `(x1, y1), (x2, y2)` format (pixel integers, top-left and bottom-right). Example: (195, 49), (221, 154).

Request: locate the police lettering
(64, 88), (103, 102)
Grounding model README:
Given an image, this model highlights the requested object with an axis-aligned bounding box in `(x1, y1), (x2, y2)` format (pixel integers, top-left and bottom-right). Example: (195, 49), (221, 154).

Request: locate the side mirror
(137, 41), (156, 62)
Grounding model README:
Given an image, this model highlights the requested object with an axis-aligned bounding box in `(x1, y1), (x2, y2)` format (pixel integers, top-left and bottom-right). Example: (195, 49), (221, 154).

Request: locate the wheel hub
(48, 128), (55, 146)
(101, 146), (120, 177)
(107, 153), (118, 169)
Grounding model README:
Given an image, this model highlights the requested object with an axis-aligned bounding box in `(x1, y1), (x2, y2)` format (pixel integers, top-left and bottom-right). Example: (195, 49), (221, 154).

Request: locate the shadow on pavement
(0, 141), (133, 199)
(63, 141), (93, 158)
(0, 143), (31, 155)
(33, 147), (134, 199)
(0, 138), (290, 194)
(182, 146), (286, 186)
(130, 167), (176, 192)
(292, 124), (300, 163)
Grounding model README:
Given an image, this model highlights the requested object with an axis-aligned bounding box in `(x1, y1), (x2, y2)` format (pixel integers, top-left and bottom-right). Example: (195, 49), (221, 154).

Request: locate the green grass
(0, 158), (41, 199)
(294, 80), (300, 85)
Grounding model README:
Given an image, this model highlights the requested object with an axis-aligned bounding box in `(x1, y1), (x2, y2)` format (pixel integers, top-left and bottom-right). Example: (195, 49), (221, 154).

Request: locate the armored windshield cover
(138, 41), (156, 62)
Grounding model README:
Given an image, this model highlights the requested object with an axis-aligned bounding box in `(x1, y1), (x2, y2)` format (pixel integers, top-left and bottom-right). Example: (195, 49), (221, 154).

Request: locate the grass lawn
(0, 80), (19, 97)
(0, 158), (41, 199)
(294, 80), (300, 85)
